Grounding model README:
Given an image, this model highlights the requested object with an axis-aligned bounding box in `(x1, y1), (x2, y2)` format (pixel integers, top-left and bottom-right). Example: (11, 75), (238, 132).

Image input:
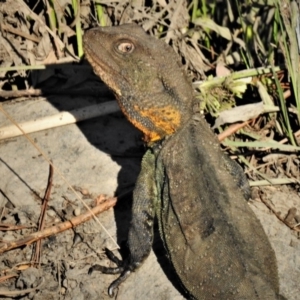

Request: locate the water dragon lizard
(83, 23), (281, 299)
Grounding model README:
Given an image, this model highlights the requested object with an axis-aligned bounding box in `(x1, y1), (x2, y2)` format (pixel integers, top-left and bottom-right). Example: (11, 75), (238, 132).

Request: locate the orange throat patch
(132, 104), (182, 143)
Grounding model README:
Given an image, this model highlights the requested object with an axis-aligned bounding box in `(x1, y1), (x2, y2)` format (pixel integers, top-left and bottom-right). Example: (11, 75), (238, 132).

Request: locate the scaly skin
(83, 23), (280, 299)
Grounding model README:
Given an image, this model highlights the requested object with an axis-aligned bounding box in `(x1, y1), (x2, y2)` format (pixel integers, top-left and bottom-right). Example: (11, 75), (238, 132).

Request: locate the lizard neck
(116, 95), (192, 144)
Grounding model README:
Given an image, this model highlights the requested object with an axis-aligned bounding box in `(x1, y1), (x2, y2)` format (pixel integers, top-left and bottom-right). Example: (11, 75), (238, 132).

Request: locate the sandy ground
(0, 92), (300, 299)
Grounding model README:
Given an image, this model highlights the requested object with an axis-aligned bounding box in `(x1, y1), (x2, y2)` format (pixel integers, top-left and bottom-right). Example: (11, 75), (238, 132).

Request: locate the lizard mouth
(84, 43), (122, 97)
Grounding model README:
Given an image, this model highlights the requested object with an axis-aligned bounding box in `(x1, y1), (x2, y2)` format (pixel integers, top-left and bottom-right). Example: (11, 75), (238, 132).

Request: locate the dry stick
(1, 24), (41, 43)
(0, 106), (119, 249)
(0, 197), (117, 254)
(0, 272), (18, 283)
(0, 224), (34, 231)
(0, 86), (109, 98)
(31, 165), (54, 266)
(38, 165), (54, 231)
(0, 101), (120, 140)
(218, 120), (250, 142)
(0, 89), (44, 98)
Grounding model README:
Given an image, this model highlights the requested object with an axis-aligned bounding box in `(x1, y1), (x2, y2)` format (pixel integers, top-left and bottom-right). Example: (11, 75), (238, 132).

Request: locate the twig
(1, 24), (41, 43)
(249, 178), (299, 186)
(0, 86), (109, 98)
(0, 89), (44, 98)
(0, 224), (34, 231)
(31, 164), (54, 266)
(218, 120), (250, 141)
(0, 197), (117, 254)
(0, 272), (18, 283)
(0, 101), (119, 140)
(39, 165), (54, 231)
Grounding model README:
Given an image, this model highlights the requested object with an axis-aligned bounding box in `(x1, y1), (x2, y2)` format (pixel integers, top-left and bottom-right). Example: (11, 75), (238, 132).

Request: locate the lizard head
(83, 23), (194, 144)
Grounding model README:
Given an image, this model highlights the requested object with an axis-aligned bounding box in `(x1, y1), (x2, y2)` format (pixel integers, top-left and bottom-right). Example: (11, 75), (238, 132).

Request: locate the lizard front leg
(89, 149), (157, 297)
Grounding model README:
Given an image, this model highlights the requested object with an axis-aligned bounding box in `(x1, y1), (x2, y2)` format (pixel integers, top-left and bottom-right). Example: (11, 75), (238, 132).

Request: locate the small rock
(74, 207), (81, 216)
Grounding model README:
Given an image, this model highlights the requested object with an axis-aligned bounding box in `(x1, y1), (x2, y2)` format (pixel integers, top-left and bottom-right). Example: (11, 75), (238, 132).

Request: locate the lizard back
(155, 113), (279, 299)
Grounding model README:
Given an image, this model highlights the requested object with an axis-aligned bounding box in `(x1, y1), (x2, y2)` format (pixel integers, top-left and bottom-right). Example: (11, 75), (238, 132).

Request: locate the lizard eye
(117, 42), (135, 53)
